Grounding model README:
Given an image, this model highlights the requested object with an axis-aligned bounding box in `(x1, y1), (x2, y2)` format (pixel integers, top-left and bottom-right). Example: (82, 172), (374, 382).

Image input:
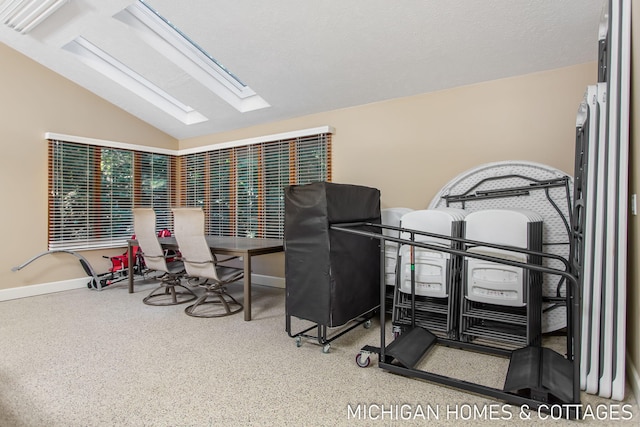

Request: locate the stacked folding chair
(459, 209), (543, 349)
(392, 208), (466, 339)
(381, 208), (413, 312)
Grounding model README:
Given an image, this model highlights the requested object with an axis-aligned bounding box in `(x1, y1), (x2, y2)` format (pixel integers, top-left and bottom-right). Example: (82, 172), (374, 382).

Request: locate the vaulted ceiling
(0, 0), (606, 139)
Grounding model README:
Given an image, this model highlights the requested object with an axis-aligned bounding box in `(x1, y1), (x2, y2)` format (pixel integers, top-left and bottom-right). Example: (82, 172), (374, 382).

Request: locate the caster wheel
(363, 320), (372, 329)
(322, 343), (331, 354)
(295, 336), (302, 348)
(392, 326), (402, 340)
(356, 353), (370, 368)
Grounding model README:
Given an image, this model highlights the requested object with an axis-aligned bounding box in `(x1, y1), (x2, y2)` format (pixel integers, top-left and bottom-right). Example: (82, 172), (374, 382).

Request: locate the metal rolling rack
(437, 174), (574, 336)
(332, 221), (581, 419)
(440, 175), (571, 212)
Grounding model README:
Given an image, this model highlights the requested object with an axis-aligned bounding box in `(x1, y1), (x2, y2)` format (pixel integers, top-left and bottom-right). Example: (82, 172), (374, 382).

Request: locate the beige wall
(183, 63), (595, 209)
(184, 55), (640, 395)
(0, 44), (601, 294)
(1, 41), (596, 288)
(1, 14), (637, 398)
(0, 42), (177, 290)
(182, 63), (596, 278)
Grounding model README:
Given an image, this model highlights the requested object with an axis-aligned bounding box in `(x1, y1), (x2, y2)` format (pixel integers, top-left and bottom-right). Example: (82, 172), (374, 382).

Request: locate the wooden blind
(48, 131), (330, 249)
(48, 140), (176, 250)
(179, 133), (331, 238)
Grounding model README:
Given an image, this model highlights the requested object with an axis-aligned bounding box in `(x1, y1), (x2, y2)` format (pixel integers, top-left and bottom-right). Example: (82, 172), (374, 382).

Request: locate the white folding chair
(397, 209), (466, 298)
(381, 207), (413, 289)
(463, 209), (543, 307)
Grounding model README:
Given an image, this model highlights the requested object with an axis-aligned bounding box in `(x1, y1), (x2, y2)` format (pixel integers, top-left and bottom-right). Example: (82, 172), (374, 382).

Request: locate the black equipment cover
(284, 182), (381, 327)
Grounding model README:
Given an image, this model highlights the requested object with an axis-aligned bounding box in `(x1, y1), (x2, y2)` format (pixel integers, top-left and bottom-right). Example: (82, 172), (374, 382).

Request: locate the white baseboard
(251, 273), (285, 288)
(628, 352), (640, 406)
(0, 274), (284, 302)
(0, 277), (90, 302)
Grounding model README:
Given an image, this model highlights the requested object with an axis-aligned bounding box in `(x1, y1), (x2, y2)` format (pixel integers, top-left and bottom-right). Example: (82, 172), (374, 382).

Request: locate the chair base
(143, 282), (197, 306)
(185, 289), (243, 318)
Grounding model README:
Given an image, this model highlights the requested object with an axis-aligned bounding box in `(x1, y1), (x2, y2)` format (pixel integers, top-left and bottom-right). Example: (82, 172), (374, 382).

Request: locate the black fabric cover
(284, 182), (381, 327)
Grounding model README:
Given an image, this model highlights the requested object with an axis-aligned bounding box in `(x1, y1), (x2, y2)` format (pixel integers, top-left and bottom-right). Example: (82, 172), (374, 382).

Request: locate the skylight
(63, 36), (208, 125)
(115, 1), (269, 113)
(0, 0), (69, 34)
(138, 0), (245, 90)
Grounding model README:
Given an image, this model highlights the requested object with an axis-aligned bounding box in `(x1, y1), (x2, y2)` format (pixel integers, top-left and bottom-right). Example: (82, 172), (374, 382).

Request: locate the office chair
(172, 208), (244, 318)
(133, 208), (197, 306)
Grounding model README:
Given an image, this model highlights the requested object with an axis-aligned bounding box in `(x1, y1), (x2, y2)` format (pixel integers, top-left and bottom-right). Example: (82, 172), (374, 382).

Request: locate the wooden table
(128, 236), (284, 321)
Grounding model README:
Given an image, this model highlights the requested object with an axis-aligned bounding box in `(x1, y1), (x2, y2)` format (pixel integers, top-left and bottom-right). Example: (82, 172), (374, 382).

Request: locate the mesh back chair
(133, 208), (196, 306)
(172, 208), (244, 318)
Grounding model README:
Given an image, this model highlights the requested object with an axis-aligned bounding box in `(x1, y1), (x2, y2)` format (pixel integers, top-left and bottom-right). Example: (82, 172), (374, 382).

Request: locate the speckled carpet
(0, 280), (637, 426)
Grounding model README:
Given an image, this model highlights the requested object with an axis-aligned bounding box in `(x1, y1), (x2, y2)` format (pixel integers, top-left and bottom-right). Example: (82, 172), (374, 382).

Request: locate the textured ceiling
(0, 0), (606, 139)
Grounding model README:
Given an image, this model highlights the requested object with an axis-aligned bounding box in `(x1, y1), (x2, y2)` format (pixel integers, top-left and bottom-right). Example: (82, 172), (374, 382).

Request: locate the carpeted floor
(0, 280), (637, 426)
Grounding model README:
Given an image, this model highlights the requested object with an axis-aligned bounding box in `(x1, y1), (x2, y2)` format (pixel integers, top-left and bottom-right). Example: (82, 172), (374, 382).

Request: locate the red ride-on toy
(88, 229), (179, 289)
(88, 237), (145, 289)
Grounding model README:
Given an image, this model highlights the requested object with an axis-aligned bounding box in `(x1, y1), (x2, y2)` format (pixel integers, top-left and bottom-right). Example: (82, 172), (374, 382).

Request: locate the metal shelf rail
(286, 310), (376, 354)
(440, 175), (574, 331)
(331, 221), (581, 419)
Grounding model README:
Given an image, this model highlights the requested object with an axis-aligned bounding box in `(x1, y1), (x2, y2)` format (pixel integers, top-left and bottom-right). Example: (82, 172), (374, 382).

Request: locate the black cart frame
(284, 182), (382, 353)
(331, 221), (581, 419)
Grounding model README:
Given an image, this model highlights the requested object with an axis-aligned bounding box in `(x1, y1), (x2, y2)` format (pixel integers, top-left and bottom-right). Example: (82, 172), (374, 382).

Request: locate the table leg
(128, 241), (134, 293)
(243, 254), (252, 321)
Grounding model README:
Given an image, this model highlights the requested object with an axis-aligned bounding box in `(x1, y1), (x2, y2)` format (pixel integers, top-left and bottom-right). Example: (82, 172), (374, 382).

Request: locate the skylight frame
(114, 0), (269, 113)
(63, 36), (209, 126)
(138, 0), (246, 90)
(0, 0), (69, 34)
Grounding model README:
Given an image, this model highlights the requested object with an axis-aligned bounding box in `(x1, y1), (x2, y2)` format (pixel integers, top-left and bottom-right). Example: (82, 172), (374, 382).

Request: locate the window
(48, 128), (331, 249)
(179, 133), (331, 238)
(48, 140), (176, 250)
